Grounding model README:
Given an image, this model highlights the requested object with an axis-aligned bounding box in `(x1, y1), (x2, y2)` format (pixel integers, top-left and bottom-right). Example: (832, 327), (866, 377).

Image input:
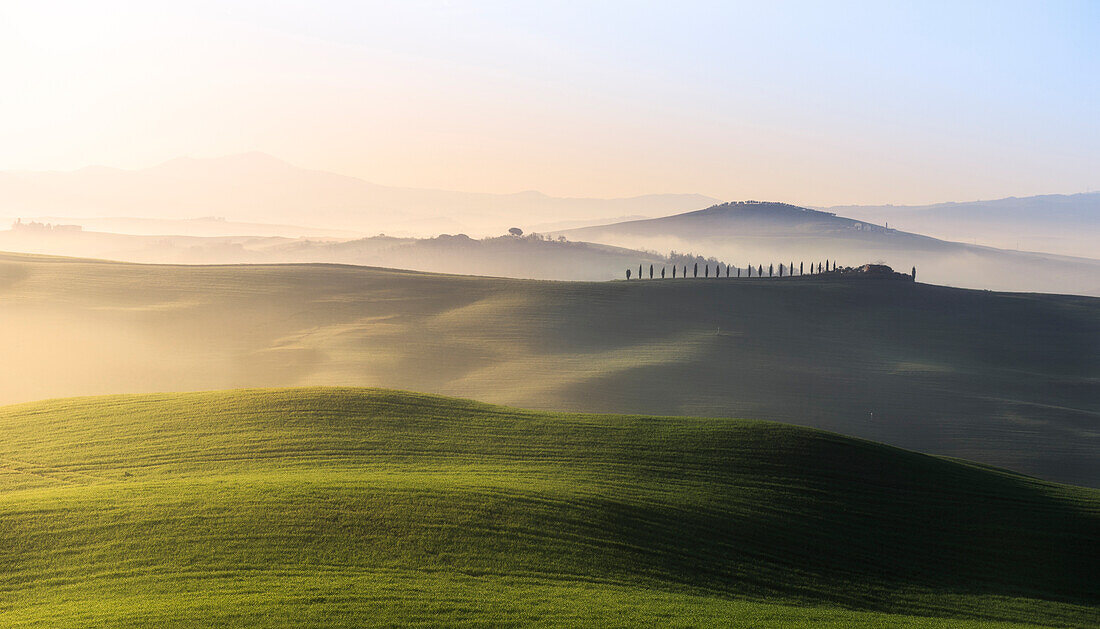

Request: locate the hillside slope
(556, 201), (1100, 297)
(0, 388), (1096, 627)
(0, 252), (1097, 486)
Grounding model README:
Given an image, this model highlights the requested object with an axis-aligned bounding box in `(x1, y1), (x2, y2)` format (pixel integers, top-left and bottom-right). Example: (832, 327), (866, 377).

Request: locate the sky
(1, 0), (1098, 206)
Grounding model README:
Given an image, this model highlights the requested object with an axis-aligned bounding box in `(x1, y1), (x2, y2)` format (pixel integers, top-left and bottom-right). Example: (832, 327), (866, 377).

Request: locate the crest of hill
(0, 387), (1096, 626)
(685, 200), (837, 219)
(560, 200), (902, 239)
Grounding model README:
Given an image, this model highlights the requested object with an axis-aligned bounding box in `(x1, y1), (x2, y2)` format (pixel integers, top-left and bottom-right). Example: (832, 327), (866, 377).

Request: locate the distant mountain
(0, 153), (719, 237)
(824, 193), (1100, 259)
(557, 201), (1100, 296)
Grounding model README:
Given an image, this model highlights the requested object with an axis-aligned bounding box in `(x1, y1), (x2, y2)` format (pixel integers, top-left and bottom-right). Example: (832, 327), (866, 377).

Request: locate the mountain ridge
(822, 192), (1100, 258)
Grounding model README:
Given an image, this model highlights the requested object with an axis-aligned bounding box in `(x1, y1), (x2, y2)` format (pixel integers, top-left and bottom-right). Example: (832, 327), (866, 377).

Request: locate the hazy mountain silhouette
(825, 193), (1100, 258)
(0, 153), (718, 237)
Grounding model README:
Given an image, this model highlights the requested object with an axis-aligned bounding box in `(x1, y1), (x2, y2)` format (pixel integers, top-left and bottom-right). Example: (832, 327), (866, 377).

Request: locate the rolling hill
(556, 201), (1100, 297)
(0, 228), (717, 281)
(0, 153), (718, 237)
(0, 388), (1096, 627)
(0, 252), (1097, 487)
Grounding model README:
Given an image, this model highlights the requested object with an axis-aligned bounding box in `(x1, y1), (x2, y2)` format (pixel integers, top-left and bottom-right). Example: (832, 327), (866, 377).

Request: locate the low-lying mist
(1, 252), (1096, 488)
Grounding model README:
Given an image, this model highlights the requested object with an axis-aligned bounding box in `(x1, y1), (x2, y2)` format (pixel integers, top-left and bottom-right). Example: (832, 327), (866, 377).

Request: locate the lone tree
(912, 266), (917, 282)
(626, 269), (631, 279)
(649, 264), (654, 279)
(693, 263), (698, 278)
(508, 227), (523, 236)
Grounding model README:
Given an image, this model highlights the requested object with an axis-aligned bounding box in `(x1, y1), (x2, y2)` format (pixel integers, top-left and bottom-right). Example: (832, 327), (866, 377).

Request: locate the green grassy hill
(0, 388), (1096, 627)
(0, 252), (1098, 486)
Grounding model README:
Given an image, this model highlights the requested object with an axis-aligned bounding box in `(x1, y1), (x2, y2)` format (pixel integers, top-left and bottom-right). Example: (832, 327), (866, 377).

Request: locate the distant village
(11, 218), (82, 233)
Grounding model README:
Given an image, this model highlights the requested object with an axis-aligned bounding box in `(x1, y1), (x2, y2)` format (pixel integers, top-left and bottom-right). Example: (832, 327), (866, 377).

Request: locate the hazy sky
(2, 1), (1098, 205)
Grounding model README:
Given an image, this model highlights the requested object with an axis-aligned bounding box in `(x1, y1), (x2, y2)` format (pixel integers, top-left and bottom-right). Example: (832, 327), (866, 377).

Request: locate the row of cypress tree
(626, 260), (839, 279)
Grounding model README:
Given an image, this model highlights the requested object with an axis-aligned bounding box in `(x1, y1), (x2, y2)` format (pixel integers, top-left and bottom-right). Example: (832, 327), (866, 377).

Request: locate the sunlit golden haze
(2, 1), (1097, 206)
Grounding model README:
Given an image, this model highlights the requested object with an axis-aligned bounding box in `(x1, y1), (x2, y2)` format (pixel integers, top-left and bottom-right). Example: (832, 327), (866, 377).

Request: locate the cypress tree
(800, 261), (804, 275)
(639, 264), (643, 278)
(758, 264), (763, 276)
(912, 266), (917, 282)
(694, 263), (698, 278)
(726, 265), (730, 278)
(649, 264), (653, 279)
(737, 267), (741, 278)
(661, 267), (666, 278)
(769, 263), (774, 277)
(672, 265), (677, 278)
(626, 269), (631, 279)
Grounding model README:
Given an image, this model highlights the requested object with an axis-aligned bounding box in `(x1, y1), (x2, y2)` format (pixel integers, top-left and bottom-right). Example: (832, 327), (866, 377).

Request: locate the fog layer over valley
(4, 200), (1099, 294)
(5, 155), (1097, 296)
(0, 226), (726, 281)
(1, 252), (1096, 487)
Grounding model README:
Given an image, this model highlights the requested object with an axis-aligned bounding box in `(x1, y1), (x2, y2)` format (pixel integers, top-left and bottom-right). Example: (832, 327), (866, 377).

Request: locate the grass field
(0, 387), (1096, 627)
(0, 251), (1098, 486)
